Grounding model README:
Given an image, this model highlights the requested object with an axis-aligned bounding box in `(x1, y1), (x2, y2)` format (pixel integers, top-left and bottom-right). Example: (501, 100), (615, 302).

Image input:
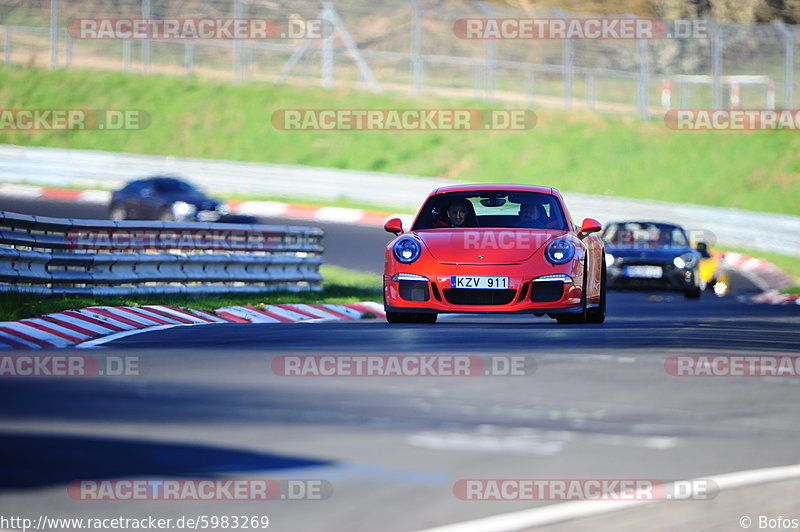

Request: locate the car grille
(399, 280), (430, 302)
(443, 289), (516, 306)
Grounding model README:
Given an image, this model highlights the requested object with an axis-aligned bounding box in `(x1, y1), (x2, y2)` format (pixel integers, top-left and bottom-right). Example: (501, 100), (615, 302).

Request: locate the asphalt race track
(1, 197), (799, 531)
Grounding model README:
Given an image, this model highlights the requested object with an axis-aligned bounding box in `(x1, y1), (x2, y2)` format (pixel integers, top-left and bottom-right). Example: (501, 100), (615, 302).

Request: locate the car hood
(416, 229), (567, 264)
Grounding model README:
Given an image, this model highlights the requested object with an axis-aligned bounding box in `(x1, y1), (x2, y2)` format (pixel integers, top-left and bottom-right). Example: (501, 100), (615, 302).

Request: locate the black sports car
(109, 176), (253, 223)
(602, 221), (702, 299)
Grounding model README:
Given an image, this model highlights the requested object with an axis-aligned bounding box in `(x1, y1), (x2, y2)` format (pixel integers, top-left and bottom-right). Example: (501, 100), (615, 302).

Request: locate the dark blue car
(602, 221), (703, 299)
(109, 176), (253, 223)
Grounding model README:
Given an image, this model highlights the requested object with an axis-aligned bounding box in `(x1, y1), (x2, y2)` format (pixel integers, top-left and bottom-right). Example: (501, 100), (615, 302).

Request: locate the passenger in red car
(517, 203), (559, 229)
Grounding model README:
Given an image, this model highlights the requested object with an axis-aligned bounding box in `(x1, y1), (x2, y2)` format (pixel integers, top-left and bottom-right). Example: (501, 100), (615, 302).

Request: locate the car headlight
(605, 252), (615, 267)
(673, 253), (697, 269)
(545, 238), (576, 265)
(392, 273), (428, 282)
(171, 201), (196, 219)
(393, 238), (421, 264)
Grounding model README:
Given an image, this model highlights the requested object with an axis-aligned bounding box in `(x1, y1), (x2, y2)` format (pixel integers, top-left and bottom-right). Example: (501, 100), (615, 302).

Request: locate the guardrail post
(321, 1), (335, 89)
(49, 0), (59, 69)
(772, 20), (793, 109)
(525, 69), (535, 105)
(141, 0), (151, 74)
(708, 20), (722, 109)
(4, 28), (11, 64)
(233, 0), (243, 83)
(476, 2), (496, 103)
(185, 41), (195, 76)
(65, 30), (73, 68)
(410, 0), (423, 94)
(554, 9), (573, 110)
(680, 81), (689, 108)
(123, 40), (131, 71)
(638, 38), (649, 120)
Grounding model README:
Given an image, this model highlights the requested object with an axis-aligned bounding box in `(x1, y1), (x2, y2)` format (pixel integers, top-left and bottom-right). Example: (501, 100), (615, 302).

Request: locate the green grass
(0, 264), (382, 322)
(1, 66), (800, 214)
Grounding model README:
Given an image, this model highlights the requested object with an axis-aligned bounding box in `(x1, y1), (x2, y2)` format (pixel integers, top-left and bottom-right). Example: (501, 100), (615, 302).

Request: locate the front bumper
(607, 263), (698, 292)
(384, 263), (585, 314)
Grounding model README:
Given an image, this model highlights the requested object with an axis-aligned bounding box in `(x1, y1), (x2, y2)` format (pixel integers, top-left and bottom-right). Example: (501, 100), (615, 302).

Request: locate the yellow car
(695, 242), (728, 296)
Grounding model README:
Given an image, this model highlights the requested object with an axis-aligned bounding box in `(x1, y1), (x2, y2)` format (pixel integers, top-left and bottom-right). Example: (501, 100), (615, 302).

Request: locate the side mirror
(579, 218), (602, 236)
(384, 217), (403, 235)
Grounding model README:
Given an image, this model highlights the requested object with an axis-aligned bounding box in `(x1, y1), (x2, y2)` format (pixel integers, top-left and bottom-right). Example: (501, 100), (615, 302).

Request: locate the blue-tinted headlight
(545, 238), (576, 265)
(393, 238), (421, 264)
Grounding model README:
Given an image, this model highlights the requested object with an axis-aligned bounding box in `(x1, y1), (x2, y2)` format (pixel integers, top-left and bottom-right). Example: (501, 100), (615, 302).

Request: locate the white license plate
(450, 276), (509, 289)
(625, 265), (663, 279)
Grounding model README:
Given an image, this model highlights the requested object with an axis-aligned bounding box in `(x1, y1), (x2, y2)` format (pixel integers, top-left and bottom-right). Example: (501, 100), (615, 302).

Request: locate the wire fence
(0, 0), (798, 119)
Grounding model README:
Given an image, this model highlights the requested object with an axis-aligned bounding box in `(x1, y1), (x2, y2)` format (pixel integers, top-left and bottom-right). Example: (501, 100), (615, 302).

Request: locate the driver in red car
(436, 199), (472, 227)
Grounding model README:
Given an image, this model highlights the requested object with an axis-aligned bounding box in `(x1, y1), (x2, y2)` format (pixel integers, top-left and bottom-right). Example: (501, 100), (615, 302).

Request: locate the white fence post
(772, 20), (793, 109)
(410, 0), (423, 94)
(4, 29), (12, 65)
(233, 0), (243, 82)
(476, 2), (496, 103)
(141, 0), (151, 73)
(49, 0), (58, 69)
(638, 38), (649, 120)
(708, 20), (722, 109)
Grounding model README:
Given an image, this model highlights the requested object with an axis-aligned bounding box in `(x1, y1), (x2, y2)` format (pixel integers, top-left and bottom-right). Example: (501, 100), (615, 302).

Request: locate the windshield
(603, 222), (690, 249)
(412, 191), (569, 231)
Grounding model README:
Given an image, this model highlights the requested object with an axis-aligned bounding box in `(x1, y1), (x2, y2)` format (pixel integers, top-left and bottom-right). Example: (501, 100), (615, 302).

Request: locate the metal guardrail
(0, 211), (324, 295)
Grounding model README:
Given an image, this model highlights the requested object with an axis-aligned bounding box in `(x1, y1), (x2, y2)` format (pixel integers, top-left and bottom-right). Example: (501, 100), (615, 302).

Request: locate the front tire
(586, 255), (607, 324)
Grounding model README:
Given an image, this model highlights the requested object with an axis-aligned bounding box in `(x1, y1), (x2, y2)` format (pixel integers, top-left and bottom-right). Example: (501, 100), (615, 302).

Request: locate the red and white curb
(0, 183), (412, 227)
(718, 252), (798, 305)
(721, 252), (795, 292)
(751, 290), (800, 306)
(0, 302), (386, 350)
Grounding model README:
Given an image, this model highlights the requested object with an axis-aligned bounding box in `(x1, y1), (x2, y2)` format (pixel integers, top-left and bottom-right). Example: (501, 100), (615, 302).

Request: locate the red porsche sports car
(383, 185), (606, 324)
